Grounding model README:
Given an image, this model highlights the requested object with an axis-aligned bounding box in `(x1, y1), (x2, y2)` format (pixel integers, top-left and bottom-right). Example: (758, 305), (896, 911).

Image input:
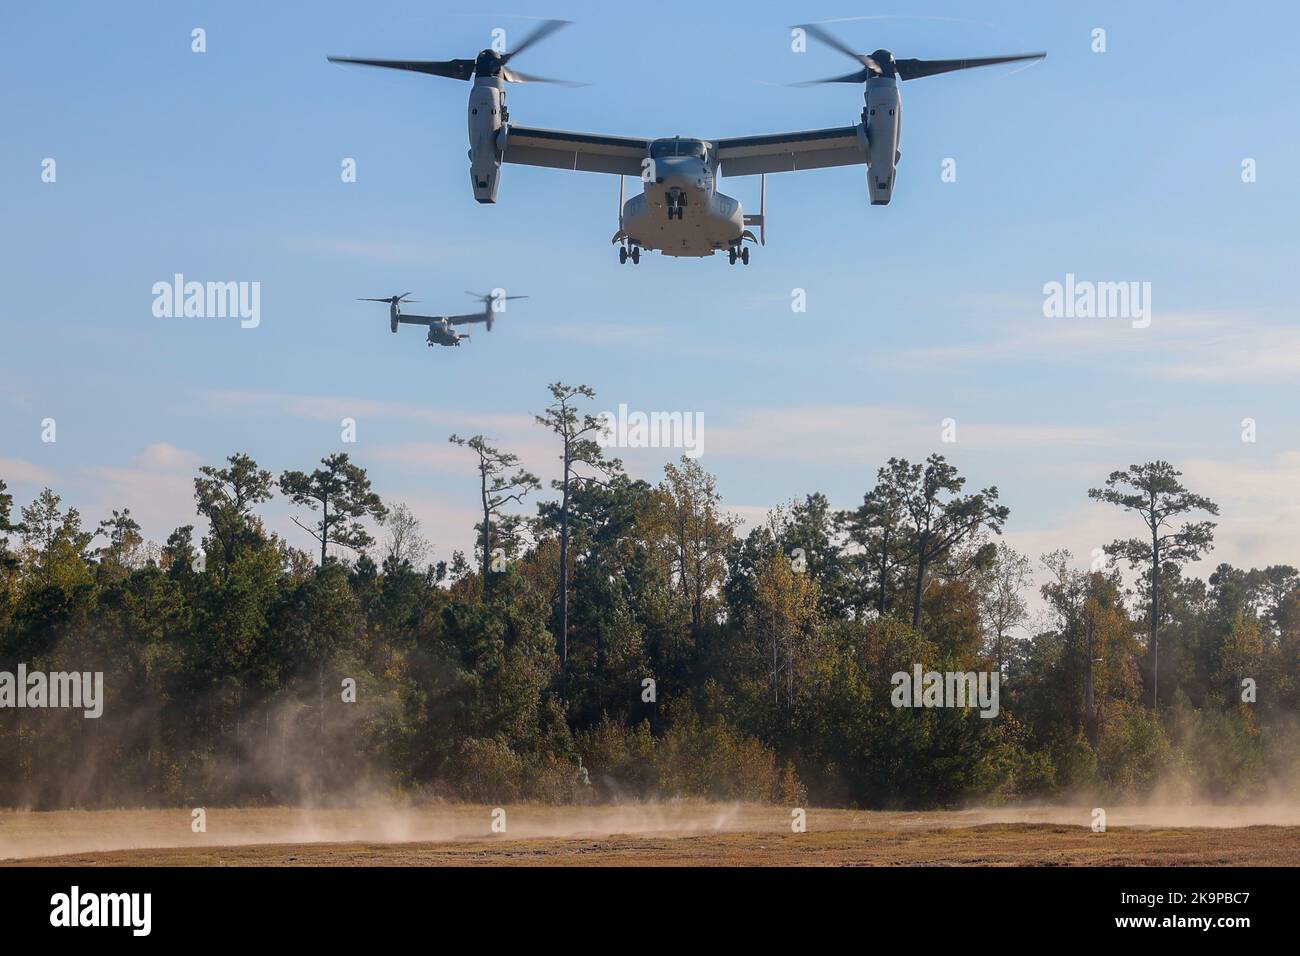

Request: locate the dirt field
(3, 803), (1298, 866)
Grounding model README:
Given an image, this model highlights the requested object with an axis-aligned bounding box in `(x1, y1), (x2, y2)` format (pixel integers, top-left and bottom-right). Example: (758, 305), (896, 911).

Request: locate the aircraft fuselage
(427, 319), (465, 347)
(620, 140), (746, 258)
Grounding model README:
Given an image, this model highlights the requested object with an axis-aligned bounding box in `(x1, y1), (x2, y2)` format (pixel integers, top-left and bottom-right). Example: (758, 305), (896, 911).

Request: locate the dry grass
(3, 803), (1298, 866)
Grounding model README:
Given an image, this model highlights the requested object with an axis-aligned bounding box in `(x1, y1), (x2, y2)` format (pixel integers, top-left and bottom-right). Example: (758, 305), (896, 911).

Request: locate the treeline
(0, 384), (1296, 809)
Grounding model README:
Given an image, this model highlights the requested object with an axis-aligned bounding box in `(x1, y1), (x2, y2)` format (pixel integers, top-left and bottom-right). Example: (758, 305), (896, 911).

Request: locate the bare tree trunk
(911, 552), (927, 631)
(877, 534), (889, 616)
(692, 558), (703, 630)
(1085, 614), (1097, 747)
(234, 684), (241, 786)
(771, 627), (779, 706)
(480, 468), (491, 591)
(558, 454), (571, 682)
(1151, 532), (1160, 711)
(318, 662), (325, 791)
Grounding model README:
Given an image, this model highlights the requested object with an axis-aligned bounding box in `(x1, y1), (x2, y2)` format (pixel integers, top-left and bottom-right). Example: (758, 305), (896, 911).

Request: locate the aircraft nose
(656, 157), (706, 188)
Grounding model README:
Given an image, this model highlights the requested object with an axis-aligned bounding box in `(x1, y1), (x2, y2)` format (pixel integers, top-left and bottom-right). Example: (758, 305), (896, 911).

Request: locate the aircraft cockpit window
(650, 139), (706, 159)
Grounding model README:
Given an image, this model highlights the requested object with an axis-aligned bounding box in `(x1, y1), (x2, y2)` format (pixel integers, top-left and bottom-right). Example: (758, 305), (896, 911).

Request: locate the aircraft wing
(501, 126), (650, 176)
(714, 125), (866, 177)
(399, 312), (483, 326)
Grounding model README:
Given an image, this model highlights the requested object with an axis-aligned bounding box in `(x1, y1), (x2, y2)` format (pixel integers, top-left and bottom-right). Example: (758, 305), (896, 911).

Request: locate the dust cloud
(4, 800), (1299, 862)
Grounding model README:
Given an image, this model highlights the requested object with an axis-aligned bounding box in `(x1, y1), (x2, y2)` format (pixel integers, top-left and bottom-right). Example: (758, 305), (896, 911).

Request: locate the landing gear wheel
(728, 248), (737, 265)
(631, 246), (641, 264)
(619, 246), (628, 264)
(740, 247), (750, 265)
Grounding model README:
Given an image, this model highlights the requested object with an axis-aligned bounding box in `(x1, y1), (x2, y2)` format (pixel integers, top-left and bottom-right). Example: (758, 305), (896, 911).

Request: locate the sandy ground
(3, 803), (1299, 866)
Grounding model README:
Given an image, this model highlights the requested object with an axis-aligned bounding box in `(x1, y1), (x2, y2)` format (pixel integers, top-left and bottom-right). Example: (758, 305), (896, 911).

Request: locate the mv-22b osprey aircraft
(358, 291), (526, 348)
(328, 21), (1043, 265)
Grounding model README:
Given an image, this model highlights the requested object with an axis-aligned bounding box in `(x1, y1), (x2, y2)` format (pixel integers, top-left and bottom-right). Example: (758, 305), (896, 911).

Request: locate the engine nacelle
(390, 315), (398, 334)
(468, 84), (503, 203)
(863, 76), (901, 205)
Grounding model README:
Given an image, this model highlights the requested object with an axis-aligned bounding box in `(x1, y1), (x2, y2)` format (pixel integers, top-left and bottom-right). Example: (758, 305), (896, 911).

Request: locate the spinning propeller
(358, 293), (417, 307)
(793, 22), (1044, 85)
(328, 19), (583, 86)
(467, 290), (527, 332)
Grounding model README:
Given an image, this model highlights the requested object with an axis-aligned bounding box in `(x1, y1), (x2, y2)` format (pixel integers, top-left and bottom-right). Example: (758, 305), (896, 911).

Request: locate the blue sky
(3, 1), (1299, 593)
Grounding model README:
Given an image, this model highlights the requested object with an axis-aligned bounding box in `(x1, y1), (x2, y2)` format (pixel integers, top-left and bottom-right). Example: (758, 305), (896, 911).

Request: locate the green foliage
(1096, 703), (1179, 799)
(573, 702), (787, 802)
(280, 453), (387, 566)
(1089, 461), (1220, 709)
(448, 434), (540, 589)
(0, 447), (1294, 810)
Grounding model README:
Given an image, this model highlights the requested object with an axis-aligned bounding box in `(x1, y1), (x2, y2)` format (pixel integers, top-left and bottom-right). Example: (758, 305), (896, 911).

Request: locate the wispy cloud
(134, 442), (203, 472)
(891, 310), (1299, 384)
(372, 437), (560, 479)
(79, 443), (208, 540)
(706, 404), (1118, 463)
(1003, 452), (1300, 605)
(1156, 326), (1300, 383)
(202, 389), (533, 433)
(0, 457), (56, 487)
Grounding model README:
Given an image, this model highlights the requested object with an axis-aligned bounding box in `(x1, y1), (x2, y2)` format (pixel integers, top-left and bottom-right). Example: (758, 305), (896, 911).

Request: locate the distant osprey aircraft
(329, 21), (1043, 264)
(357, 291), (525, 348)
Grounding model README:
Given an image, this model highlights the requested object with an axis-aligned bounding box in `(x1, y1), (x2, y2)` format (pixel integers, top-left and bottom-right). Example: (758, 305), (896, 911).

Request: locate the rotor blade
(500, 66), (586, 86)
(327, 56), (476, 80)
(791, 68), (873, 87)
(466, 291), (527, 301)
(503, 18), (571, 62)
(894, 52), (1045, 80)
(467, 291), (527, 303)
(358, 297), (394, 302)
(795, 22), (879, 72)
